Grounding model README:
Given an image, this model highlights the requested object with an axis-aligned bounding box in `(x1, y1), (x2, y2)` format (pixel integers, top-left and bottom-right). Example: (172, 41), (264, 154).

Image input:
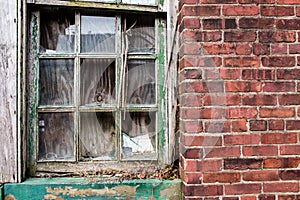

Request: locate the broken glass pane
(39, 59), (74, 106)
(125, 60), (156, 105)
(122, 0), (156, 6)
(125, 15), (155, 53)
(80, 112), (116, 160)
(38, 113), (74, 161)
(121, 111), (156, 160)
(80, 58), (116, 106)
(40, 8), (75, 53)
(81, 16), (116, 53)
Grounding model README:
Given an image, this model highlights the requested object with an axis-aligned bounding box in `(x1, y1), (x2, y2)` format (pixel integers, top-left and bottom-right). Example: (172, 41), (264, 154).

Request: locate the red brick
(220, 69), (240, 79)
(225, 183), (261, 195)
(259, 108), (295, 118)
(184, 185), (223, 196)
(236, 43), (252, 55)
(224, 134), (260, 145)
(259, 31), (296, 43)
(223, 6), (259, 16)
(204, 121), (231, 133)
(204, 68), (220, 80)
(279, 94), (300, 105)
(182, 68), (202, 80)
(183, 135), (222, 147)
(243, 146), (278, 156)
(261, 133), (297, 144)
(263, 182), (299, 193)
(269, 120), (284, 130)
(253, 43), (270, 55)
(261, 6), (294, 16)
(181, 95), (202, 107)
(281, 145), (300, 155)
(224, 158), (263, 170)
(204, 94), (241, 106)
(278, 195), (300, 200)
(182, 6), (221, 17)
(226, 81), (262, 92)
(286, 120), (300, 130)
(224, 31), (256, 42)
(263, 158), (300, 169)
(259, 195), (275, 200)
(242, 94), (276, 106)
(183, 172), (202, 184)
(277, 19), (300, 30)
(232, 120), (247, 132)
(241, 196), (257, 200)
(243, 170), (279, 181)
(185, 159), (223, 172)
(184, 148), (203, 159)
(250, 120), (267, 131)
(297, 7), (300, 17)
(239, 18), (274, 29)
(202, 19), (222, 30)
(204, 147), (240, 158)
(239, 0), (275, 3)
(182, 17), (200, 29)
(280, 170), (300, 180)
(203, 172), (240, 183)
(262, 56), (296, 67)
(202, 43), (235, 55)
(180, 81), (224, 93)
(289, 44), (300, 54)
(182, 30), (222, 42)
(181, 121), (203, 133)
(181, 108), (225, 119)
(226, 107), (258, 119)
(271, 44), (287, 54)
(224, 57), (260, 68)
(181, 43), (202, 55)
(202, 0), (237, 3)
(180, 56), (222, 68)
(263, 82), (295, 92)
(278, 69), (300, 80)
(242, 69), (275, 80)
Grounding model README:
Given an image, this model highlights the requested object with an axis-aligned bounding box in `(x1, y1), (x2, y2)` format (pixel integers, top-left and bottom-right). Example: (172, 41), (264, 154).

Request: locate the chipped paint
(4, 194), (17, 200)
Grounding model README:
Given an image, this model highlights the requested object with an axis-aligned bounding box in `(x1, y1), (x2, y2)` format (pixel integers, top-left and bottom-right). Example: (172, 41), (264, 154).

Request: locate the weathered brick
(269, 120), (284, 130)
(183, 172), (202, 184)
(263, 158), (300, 168)
(277, 19), (300, 30)
(204, 147), (240, 158)
(180, 56), (222, 68)
(243, 170), (279, 181)
(263, 82), (295, 92)
(202, 0), (237, 3)
(224, 57), (260, 67)
(224, 158), (263, 170)
(184, 185), (223, 196)
(203, 172), (241, 183)
(249, 120), (267, 131)
(202, 43), (235, 55)
(224, 134), (260, 145)
(278, 69), (300, 80)
(182, 17), (201, 29)
(225, 81), (262, 92)
(262, 133), (297, 144)
(261, 6), (294, 16)
(262, 56), (296, 67)
(232, 120), (247, 132)
(183, 135), (222, 147)
(243, 146), (278, 156)
(259, 107), (295, 118)
(182, 30), (222, 42)
(226, 107), (258, 119)
(202, 19), (222, 30)
(259, 31), (296, 43)
(280, 145), (300, 155)
(279, 94), (300, 105)
(289, 44), (300, 54)
(271, 44), (287, 54)
(223, 6), (259, 16)
(253, 43), (270, 55)
(181, 108), (225, 119)
(224, 31), (256, 42)
(204, 121), (231, 133)
(239, 18), (274, 29)
(242, 69), (275, 80)
(263, 182), (299, 193)
(220, 68), (240, 79)
(242, 94), (276, 106)
(180, 81), (224, 93)
(182, 6), (221, 17)
(181, 121), (203, 133)
(236, 43), (252, 55)
(204, 94), (241, 106)
(259, 195), (275, 200)
(225, 184), (261, 195)
(286, 120), (300, 130)
(280, 170), (300, 180)
(183, 148), (203, 159)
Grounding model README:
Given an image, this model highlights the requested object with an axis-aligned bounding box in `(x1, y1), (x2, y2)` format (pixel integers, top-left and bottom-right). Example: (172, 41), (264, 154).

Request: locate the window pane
(80, 112), (116, 160)
(40, 9), (75, 53)
(39, 59), (74, 106)
(80, 58), (116, 106)
(126, 60), (156, 105)
(38, 113), (74, 161)
(81, 16), (116, 53)
(125, 15), (155, 53)
(122, 0), (156, 6)
(121, 111), (156, 160)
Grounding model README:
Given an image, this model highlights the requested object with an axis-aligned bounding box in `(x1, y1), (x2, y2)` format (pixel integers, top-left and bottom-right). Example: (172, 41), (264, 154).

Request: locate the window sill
(4, 178), (182, 199)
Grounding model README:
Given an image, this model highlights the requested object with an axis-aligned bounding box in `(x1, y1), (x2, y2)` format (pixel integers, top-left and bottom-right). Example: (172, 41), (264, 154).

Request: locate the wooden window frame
(26, 4), (172, 177)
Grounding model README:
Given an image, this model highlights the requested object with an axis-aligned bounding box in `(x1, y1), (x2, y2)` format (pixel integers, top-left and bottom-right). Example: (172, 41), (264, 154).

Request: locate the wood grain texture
(0, 0), (18, 183)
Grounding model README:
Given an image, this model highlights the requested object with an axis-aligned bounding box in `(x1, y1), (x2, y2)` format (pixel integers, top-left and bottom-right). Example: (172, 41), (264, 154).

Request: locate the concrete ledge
(4, 178), (182, 199)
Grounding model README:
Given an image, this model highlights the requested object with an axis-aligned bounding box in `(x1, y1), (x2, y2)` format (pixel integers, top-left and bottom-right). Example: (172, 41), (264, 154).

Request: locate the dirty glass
(125, 15), (155, 53)
(40, 9), (75, 53)
(39, 59), (74, 106)
(81, 16), (116, 53)
(38, 113), (74, 161)
(122, 0), (156, 6)
(80, 112), (116, 160)
(80, 58), (116, 106)
(125, 60), (156, 104)
(121, 111), (156, 160)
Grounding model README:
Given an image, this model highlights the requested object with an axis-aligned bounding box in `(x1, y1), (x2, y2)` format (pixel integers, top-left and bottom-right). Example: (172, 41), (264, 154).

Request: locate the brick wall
(178, 1), (300, 199)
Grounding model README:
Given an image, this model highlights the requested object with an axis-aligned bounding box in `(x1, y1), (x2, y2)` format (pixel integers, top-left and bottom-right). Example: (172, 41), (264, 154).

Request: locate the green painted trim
(4, 178), (182, 200)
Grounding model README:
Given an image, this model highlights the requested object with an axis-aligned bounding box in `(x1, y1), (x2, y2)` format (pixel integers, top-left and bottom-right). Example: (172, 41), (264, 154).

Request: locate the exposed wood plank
(0, 0), (18, 183)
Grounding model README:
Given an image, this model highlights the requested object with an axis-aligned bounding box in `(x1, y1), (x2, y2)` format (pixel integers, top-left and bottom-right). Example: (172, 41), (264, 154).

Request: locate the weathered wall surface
(0, 0), (18, 183)
(178, 0), (300, 199)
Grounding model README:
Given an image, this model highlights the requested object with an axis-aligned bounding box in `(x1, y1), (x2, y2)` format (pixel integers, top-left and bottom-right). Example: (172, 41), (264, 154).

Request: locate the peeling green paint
(4, 178), (181, 200)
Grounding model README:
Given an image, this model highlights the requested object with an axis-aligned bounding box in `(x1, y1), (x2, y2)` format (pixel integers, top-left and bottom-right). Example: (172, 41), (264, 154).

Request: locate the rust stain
(45, 185), (139, 198)
(4, 194), (17, 200)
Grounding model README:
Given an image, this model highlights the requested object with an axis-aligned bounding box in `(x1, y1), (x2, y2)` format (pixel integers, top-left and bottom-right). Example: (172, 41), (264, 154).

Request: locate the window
(27, 6), (170, 176)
